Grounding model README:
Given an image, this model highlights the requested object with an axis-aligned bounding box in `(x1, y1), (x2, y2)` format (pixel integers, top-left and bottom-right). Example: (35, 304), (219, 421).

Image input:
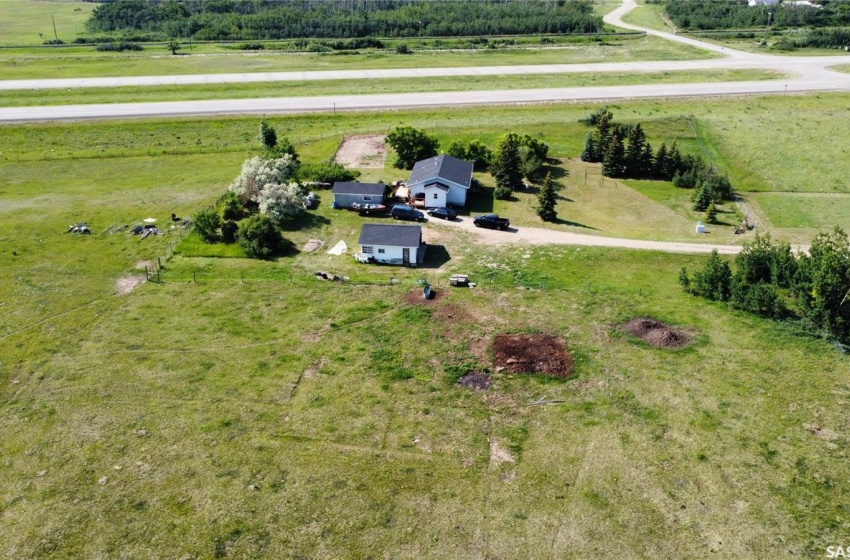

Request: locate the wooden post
(158, 257), (162, 269)
(193, 271), (196, 283)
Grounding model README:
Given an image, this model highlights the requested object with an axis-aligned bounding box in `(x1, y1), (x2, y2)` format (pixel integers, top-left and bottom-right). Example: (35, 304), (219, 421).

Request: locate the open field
(3, 149), (850, 557)
(0, 35), (717, 80)
(0, 0), (95, 46)
(619, 1), (673, 32)
(749, 192), (850, 230)
(0, 69), (782, 107)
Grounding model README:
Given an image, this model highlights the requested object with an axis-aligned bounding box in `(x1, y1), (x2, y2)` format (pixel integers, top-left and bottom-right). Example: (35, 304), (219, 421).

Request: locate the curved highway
(0, 0), (849, 121)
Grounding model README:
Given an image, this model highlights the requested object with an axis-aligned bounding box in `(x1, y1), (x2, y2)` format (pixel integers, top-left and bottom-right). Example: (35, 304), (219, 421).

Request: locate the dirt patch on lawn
(458, 370), (492, 391)
(621, 318), (692, 349)
(402, 286), (446, 306)
(493, 334), (573, 378)
(115, 275), (145, 295)
(489, 439), (515, 465)
(334, 134), (386, 168)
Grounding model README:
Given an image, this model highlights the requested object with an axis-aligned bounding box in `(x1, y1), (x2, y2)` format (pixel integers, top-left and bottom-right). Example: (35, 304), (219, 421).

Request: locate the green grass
(0, 0), (95, 46)
(0, 69), (782, 107)
(0, 34), (719, 80)
(750, 192), (850, 231)
(619, 0), (674, 32)
(4, 94), (850, 557)
(832, 64), (850, 74)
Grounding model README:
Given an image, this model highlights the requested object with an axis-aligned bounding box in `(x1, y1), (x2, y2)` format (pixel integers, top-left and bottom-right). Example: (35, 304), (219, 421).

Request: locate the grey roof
(408, 154), (473, 189)
(332, 182), (385, 196)
(424, 182), (449, 191)
(359, 224), (421, 248)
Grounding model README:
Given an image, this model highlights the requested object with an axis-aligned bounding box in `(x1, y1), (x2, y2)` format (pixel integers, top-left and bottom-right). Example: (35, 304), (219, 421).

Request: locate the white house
(357, 223), (424, 266)
(407, 154), (474, 208)
(748, 0), (778, 5)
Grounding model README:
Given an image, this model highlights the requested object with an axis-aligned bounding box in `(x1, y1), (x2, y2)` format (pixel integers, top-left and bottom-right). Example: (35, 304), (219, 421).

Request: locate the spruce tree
(706, 201), (718, 224)
(667, 141), (682, 178)
(492, 132), (523, 196)
(536, 172), (558, 222)
(641, 142), (654, 178)
(580, 132), (597, 163)
(258, 119), (277, 152)
(693, 182), (713, 212)
(602, 131), (626, 178)
(596, 113), (612, 157)
(654, 143), (669, 179)
(624, 124), (647, 177)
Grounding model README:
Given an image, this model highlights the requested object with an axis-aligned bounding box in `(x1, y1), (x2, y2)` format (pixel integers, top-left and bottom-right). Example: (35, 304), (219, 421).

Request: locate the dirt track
(430, 216), (751, 255)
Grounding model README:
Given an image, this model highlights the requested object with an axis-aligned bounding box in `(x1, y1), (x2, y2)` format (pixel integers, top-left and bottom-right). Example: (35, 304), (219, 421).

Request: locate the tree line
(662, 0), (850, 31)
(86, 0), (604, 41)
(579, 108), (733, 221)
(681, 230), (850, 344)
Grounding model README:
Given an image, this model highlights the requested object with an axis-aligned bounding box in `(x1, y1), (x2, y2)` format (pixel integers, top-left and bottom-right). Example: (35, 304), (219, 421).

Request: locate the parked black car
(427, 207), (457, 220)
(473, 214), (510, 230)
(390, 205), (425, 222)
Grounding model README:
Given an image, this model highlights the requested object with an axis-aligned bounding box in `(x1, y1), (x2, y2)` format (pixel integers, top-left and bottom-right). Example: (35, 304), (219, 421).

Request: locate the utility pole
(51, 15), (58, 42)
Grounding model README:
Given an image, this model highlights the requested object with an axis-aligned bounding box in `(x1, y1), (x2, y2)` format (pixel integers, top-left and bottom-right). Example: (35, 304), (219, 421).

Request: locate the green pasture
(619, 1), (673, 32)
(0, 34), (717, 80)
(3, 93), (850, 557)
(0, 69), (781, 108)
(749, 192), (850, 231)
(0, 0), (95, 46)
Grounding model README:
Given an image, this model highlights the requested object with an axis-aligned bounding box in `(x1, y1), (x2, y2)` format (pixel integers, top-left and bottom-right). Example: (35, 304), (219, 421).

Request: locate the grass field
(749, 192), (850, 230)
(619, 1), (674, 32)
(0, 34), (718, 80)
(0, 0), (95, 46)
(0, 69), (782, 107)
(3, 93), (850, 558)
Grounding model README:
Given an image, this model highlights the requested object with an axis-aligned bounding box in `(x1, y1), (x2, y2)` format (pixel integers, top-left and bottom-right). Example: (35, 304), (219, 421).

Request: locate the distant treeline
(85, 0), (604, 41)
(663, 0), (850, 30)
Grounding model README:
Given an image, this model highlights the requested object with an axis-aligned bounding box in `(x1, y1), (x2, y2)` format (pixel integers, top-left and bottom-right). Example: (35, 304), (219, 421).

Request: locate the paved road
(0, 0), (848, 123)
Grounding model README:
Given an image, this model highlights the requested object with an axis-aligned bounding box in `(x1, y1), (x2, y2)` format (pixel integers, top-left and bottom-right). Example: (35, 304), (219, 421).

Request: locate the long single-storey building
(407, 154), (473, 208)
(357, 223), (424, 266)
(331, 182), (386, 209)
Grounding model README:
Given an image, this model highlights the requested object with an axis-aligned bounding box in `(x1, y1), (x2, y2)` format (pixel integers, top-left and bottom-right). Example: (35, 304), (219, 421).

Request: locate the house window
(362, 246), (373, 254)
(377, 248), (385, 254)
(433, 193), (438, 199)
(363, 196), (372, 201)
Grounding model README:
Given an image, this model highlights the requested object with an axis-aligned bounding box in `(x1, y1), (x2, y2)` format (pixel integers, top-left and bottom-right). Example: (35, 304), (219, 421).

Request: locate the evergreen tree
(693, 183), (713, 212)
(667, 141), (682, 178)
(641, 142), (654, 178)
(624, 123), (647, 177)
(580, 131), (598, 163)
(601, 131), (625, 178)
(492, 132), (523, 195)
(258, 119), (277, 152)
(654, 142), (669, 179)
(596, 113), (612, 156)
(536, 172), (557, 222)
(691, 250), (732, 301)
(792, 227), (850, 341)
(705, 201), (718, 224)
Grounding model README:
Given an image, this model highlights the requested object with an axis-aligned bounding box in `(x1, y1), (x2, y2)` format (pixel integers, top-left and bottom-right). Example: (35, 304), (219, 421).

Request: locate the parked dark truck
(473, 213), (510, 230)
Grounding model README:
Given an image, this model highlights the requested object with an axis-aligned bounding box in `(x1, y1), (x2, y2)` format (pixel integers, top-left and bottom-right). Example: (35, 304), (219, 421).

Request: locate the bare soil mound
(402, 286), (445, 306)
(622, 318), (691, 349)
(334, 134), (386, 168)
(458, 371), (492, 391)
(493, 334), (573, 378)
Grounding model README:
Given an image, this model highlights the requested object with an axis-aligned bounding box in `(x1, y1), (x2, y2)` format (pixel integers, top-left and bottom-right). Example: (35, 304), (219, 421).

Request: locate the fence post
(193, 271), (196, 283)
